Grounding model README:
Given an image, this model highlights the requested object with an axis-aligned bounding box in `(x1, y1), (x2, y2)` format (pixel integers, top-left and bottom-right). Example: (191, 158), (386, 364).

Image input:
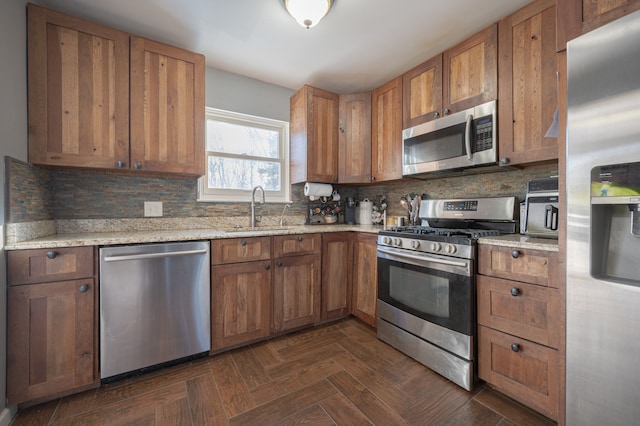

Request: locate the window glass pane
(207, 156), (281, 191)
(206, 120), (279, 159)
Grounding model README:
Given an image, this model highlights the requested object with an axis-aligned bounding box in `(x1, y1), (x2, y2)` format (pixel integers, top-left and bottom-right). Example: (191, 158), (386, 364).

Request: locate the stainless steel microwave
(402, 100), (497, 177)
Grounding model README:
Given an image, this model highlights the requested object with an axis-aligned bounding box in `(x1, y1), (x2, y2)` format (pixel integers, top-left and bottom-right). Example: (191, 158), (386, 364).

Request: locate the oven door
(377, 246), (473, 336)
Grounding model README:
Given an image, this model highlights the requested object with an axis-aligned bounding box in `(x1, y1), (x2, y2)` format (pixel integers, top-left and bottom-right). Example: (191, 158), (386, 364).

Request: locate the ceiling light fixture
(282, 0), (335, 29)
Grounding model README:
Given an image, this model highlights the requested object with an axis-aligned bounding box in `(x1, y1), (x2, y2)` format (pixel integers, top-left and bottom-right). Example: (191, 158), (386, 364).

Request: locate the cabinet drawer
(478, 275), (560, 348)
(478, 245), (559, 287)
(7, 247), (94, 285)
(478, 326), (558, 420)
(273, 234), (321, 258)
(211, 237), (271, 265)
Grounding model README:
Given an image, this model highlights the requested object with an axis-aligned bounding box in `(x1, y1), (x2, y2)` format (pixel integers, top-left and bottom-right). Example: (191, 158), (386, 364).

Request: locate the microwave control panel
(474, 116), (493, 152)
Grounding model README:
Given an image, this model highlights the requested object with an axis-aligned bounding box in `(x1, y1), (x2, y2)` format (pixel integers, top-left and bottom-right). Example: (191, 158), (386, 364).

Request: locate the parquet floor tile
(11, 318), (556, 426)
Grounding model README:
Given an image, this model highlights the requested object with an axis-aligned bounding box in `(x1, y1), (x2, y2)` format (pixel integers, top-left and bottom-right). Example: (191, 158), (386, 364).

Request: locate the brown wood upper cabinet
(498, 0), (558, 166)
(290, 85), (340, 184)
(338, 93), (372, 183)
(371, 76), (403, 182)
(402, 24), (497, 129)
(130, 37), (205, 175)
(556, 0), (640, 51)
(27, 4), (205, 176)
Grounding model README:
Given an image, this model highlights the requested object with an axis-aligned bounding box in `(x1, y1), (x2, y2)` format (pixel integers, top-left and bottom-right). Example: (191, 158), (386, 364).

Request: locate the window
(198, 108), (290, 202)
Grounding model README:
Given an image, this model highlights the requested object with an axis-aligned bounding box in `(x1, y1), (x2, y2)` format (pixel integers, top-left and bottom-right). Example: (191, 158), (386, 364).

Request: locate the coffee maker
(345, 197), (357, 225)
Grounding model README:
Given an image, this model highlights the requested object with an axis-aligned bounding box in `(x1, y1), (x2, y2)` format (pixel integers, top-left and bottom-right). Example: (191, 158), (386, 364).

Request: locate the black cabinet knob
(46, 251), (57, 259)
(511, 343), (520, 352)
(443, 108), (450, 115)
(134, 162), (142, 169)
(277, 261), (283, 267)
(116, 160), (125, 168)
(511, 287), (520, 297)
(265, 263), (271, 270)
(511, 250), (520, 258)
(434, 111), (440, 118)
(500, 157), (510, 165)
(297, 236), (303, 242)
(79, 284), (89, 293)
(241, 240), (247, 246)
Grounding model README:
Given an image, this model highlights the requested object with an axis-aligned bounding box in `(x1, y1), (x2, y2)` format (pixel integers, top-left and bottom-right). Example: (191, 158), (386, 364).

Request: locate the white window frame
(198, 107), (290, 203)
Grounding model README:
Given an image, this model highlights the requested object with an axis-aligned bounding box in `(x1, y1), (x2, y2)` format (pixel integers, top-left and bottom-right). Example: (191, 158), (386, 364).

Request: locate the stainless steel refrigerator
(566, 10), (640, 426)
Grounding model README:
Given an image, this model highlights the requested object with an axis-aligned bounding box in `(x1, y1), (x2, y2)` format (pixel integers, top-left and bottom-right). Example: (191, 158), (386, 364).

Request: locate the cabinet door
(498, 0), (558, 166)
(478, 325), (559, 420)
(272, 254), (321, 333)
(130, 37), (205, 176)
(211, 261), (272, 352)
(321, 233), (353, 321)
(557, 0), (640, 50)
(7, 279), (96, 404)
(371, 77), (403, 182)
(27, 4), (130, 169)
(477, 275), (560, 348)
(478, 244), (560, 288)
(442, 24), (497, 114)
(402, 54), (443, 128)
(338, 93), (372, 183)
(290, 85), (339, 184)
(352, 233), (378, 327)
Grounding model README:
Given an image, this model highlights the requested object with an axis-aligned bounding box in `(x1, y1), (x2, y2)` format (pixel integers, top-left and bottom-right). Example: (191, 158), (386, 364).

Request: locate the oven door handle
(377, 247), (469, 268)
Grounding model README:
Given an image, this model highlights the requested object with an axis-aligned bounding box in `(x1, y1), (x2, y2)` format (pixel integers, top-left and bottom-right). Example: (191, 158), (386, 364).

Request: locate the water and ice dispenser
(590, 162), (640, 285)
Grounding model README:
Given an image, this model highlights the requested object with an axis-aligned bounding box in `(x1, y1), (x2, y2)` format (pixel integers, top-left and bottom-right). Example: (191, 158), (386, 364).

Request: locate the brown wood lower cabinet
(352, 233), (378, 327)
(7, 279), (96, 404)
(211, 261), (272, 352)
(272, 254), (322, 333)
(477, 242), (560, 421)
(478, 326), (559, 419)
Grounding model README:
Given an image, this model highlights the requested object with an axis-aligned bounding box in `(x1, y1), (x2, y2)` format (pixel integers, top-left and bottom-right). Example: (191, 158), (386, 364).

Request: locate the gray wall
(0, 0), (28, 422)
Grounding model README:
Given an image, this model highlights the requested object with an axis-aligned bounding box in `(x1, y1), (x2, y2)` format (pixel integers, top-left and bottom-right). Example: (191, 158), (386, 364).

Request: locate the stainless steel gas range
(376, 197), (517, 391)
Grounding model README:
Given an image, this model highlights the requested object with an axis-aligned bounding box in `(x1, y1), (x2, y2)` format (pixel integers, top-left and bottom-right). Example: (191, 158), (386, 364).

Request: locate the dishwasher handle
(103, 248), (209, 262)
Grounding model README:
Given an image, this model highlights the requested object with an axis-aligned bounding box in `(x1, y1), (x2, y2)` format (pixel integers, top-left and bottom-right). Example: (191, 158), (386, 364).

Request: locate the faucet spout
(250, 185), (265, 227)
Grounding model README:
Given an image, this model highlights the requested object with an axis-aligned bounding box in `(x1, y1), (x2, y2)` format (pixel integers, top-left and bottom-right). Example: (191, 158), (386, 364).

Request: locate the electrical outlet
(144, 201), (163, 217)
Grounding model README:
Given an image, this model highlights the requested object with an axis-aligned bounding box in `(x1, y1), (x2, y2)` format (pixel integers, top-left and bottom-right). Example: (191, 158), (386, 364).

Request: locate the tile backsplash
(6, 157), (556, 225)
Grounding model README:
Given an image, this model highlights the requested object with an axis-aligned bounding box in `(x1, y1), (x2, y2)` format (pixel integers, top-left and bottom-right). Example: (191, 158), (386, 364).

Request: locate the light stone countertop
(4, 224), (383, 250)
(477, 234), (559, 252)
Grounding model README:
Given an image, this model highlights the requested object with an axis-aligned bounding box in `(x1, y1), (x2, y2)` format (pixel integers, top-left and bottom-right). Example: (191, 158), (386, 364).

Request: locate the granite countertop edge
(477, 234), (559, 252)
(4, 224), (383, 250)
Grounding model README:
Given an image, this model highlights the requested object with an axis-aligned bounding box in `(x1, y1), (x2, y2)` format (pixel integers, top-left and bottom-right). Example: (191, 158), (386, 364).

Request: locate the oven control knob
(445, 244), (457, 254)
(394, 238), (402, 247)
(431, 242), (442, 252)
(411, 240), (420, 249)
(383, 237), (392, 245)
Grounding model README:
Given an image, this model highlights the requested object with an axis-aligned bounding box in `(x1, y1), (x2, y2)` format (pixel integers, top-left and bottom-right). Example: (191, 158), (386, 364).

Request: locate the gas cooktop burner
(387, 225), (502, 239)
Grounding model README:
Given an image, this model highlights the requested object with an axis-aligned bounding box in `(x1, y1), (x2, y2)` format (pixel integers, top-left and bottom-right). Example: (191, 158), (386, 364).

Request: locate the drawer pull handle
(511, 287), (520, 296)
(46, 251), (57, 259)
(241, 240), (247, 246)
(265, 263), (270, 270)
(277, 261), (283, 267)
(298, 236), (303, 242)
(79, 284), (89, 293)
(511, 343), (520, 352)
(511, 250), (520, 258)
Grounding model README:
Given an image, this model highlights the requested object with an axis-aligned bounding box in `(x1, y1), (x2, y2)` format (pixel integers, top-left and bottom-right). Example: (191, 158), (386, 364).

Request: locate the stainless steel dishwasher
(99, 241), (210, 379)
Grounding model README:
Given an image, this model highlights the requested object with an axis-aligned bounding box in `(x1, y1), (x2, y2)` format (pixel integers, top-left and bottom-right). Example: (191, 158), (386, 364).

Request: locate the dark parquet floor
(12, 318), (556, 425)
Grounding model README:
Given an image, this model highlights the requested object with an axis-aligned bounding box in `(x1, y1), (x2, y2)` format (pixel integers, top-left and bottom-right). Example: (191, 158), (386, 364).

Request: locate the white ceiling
(38, 0), (532, 94)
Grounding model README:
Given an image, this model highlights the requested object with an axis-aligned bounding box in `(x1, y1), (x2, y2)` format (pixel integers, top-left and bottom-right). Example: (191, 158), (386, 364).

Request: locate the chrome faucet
(250, 185), (265, 228)
(280, 203), (291, 226)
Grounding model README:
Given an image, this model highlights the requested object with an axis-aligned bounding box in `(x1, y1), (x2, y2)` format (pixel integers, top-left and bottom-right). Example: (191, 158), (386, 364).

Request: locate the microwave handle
(465, 114), (473, 160)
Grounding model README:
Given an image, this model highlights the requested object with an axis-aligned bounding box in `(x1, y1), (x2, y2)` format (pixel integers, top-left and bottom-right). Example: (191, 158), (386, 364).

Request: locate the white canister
(358, 199), (373, 225)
